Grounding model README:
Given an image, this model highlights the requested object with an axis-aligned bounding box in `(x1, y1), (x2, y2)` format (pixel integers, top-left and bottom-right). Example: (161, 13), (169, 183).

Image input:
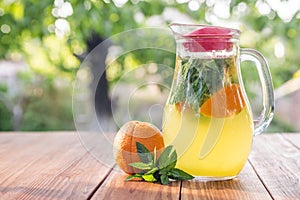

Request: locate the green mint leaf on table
(145, 167), (158, 175)
(169, 168), (195, 180)
(157, 145), (173, 168)
(128, 162), (152, 170)
(142, 174), (157, 182)
(160, 174), (170, 185)
(167, 150), (177, 169)
(125, 142), (194, 185)
(136, 142), (154, 165)
(125, 174), (142, 181)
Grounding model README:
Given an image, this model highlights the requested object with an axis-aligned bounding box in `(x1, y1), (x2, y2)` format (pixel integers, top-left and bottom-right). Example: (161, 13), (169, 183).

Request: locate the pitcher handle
(240, 48), (275, 136)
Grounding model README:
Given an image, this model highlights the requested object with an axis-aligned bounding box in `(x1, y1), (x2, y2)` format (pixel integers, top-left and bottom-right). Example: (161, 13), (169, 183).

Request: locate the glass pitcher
(162, 23), (274, 180)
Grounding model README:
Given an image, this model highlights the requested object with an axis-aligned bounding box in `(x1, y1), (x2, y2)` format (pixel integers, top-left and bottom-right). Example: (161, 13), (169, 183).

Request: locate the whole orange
(113, 121), (165, 174)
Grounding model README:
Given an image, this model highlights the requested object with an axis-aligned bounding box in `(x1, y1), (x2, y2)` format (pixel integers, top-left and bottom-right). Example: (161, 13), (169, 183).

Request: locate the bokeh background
(0, 0), (299, 132)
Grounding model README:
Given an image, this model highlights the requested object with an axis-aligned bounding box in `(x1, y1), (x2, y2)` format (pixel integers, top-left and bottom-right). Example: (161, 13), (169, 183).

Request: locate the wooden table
(0, 132), (299, 200)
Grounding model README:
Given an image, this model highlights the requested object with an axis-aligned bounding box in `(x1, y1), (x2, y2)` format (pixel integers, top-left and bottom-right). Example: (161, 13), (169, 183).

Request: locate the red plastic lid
(183, 26), (235, 52)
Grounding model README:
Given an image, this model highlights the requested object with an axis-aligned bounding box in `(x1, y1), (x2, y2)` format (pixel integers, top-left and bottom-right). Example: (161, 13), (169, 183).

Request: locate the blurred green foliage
(0, 101), (12, 131)
(0, 82), (12, 131)
(20, 82), (74, 131)
(0, 0), (299, 131)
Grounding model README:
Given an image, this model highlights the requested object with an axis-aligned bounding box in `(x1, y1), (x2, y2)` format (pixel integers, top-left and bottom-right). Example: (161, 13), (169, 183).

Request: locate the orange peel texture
(113, 121), (165, 174)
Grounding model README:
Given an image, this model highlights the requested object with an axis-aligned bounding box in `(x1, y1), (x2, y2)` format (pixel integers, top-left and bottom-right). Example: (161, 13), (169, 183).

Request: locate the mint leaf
(136, 142), (154, 164)
(125, 174), (142, 181)
(160, 174), (170, 185)
(157, 145), (173, 168)
(166, 150), (177, 169)
(142, 174), (157, 182)
(145, 167), (158, 175)
(129, 162), (151, 170)
(126, 142), (194, 185)
(158, 167), (168, 175)
(169, 168), (194, 180)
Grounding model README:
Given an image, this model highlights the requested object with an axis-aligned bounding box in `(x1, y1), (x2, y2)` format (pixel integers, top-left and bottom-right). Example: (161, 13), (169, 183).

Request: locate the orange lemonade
(162, 103), (253, 177)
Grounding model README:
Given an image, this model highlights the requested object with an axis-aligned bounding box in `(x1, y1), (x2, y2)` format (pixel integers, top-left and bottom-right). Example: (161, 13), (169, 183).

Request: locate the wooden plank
(0, 132), (113, 199)
(91, 168), (181, 200)
(14, 151), (112, 200)
(282, 133), (300, 149)
(180, 162), (272, 200)
(249, 134), (300, 200)
(0, 133), (75, 177)
(0, 132), (54, 155)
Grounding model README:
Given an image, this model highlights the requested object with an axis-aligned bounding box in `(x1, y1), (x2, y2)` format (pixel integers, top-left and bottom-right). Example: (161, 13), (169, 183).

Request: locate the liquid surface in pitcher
(162, 55), (254, 178)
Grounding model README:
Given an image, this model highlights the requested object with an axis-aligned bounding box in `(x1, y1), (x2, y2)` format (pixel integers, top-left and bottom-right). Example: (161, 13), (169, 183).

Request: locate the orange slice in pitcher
(175, 102), (184, 112)
(199, 84), (246, 118)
